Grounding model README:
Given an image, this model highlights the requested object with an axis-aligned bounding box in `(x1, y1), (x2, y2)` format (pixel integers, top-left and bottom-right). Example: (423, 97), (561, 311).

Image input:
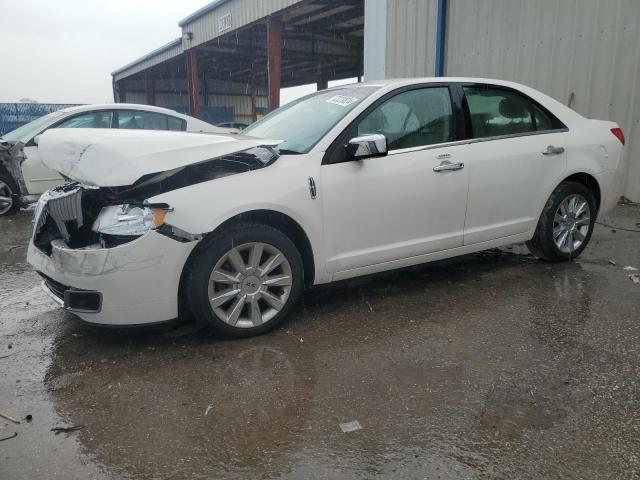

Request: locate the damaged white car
(27, 78), (625, 337)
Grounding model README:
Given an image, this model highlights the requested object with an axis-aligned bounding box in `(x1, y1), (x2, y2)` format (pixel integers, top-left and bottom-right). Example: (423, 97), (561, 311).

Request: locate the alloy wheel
(207, 242), (293, 328)
(0, 180), (14, 216)
(553, 193), (591, 254)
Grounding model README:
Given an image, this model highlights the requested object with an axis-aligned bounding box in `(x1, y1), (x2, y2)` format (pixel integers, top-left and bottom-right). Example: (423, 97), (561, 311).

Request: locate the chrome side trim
(387, 128), (570, 157)
(308, 177), (317, 199)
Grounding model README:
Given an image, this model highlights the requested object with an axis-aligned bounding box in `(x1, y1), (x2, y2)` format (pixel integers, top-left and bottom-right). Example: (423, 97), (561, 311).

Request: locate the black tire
(527, 181), (596, 262)
(0, 172), (19, 217)
(185, 222), (304, 338)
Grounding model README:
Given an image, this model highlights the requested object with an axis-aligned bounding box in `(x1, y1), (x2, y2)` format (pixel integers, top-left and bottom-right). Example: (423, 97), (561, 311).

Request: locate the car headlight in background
(92, 204), (169, 236)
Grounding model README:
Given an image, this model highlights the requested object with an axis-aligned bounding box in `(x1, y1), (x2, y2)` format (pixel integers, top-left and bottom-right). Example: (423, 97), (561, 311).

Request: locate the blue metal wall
(0, 103), (80, 136)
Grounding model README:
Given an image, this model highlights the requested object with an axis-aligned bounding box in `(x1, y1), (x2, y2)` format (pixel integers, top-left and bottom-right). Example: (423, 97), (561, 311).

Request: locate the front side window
(463, 86), (559, 138)
(116, 110), (173, 131)
(357, 87), (453, 151)
(57, 111), (113, 129)
(243, 86), (380, 154)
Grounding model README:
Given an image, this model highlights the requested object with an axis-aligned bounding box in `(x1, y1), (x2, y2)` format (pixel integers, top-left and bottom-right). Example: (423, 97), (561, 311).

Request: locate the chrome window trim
(386, 127), (569, 156)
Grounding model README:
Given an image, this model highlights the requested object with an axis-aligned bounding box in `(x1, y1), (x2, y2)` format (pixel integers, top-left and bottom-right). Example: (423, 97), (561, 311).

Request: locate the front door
(321, 86), (470, 274)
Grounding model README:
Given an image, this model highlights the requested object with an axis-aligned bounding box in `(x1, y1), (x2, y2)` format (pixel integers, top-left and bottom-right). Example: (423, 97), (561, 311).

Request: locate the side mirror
(345, 134), (388, 160)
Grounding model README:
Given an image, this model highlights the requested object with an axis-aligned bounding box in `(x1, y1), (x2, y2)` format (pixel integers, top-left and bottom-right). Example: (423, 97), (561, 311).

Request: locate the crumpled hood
(38, 128), (281, 187)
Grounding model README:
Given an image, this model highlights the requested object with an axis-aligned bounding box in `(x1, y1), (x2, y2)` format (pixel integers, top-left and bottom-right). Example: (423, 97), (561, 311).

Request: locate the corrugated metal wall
(364, 0), (388, 80)
(385, 0), (438, 78)
(181, 0), (302, 49)
(122, 77), (267, 124)
(0, 103), (80, 135)
(375, 0), (640, 201)
(445, 0), (640, 201)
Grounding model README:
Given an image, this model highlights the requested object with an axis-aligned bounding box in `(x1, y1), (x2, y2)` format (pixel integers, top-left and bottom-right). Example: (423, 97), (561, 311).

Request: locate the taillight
(611, 127), (625, 145)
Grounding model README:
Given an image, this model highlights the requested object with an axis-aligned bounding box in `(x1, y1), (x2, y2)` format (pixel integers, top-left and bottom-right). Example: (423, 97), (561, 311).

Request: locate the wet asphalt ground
(1, 206), (639, 480)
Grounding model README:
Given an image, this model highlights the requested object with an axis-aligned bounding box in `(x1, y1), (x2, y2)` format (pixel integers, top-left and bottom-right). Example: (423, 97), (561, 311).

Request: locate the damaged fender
(0, 140), (28, 196)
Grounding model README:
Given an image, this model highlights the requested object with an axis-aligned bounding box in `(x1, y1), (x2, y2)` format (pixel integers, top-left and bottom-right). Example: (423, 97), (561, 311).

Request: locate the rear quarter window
(167, 116), (186, 131)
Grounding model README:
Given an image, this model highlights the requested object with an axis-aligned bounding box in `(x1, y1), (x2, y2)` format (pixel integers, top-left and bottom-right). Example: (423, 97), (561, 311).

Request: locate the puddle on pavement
(1, 208), (639, 479)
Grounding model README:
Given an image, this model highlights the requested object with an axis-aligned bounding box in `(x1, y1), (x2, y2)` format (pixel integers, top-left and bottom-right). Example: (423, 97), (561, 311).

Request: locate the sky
(0, 0), (351, 106)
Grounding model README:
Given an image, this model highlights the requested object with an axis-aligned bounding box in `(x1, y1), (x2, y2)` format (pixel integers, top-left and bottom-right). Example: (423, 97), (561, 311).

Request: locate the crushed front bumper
(27, 231), (198, 325)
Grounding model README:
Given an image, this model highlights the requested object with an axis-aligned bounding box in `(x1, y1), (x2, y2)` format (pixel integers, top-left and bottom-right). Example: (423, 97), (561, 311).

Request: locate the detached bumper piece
(40, 274), (102, 313)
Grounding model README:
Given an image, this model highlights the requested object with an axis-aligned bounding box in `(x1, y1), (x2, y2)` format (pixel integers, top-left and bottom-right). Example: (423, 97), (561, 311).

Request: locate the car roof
(58, 103), (184, 117)
(329, 77), (533, 91)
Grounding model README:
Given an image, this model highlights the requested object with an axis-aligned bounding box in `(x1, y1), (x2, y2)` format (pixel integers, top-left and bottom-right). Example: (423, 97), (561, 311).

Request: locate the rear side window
(463, 86), (561, 139)
(167, 116), (186, 131)
(357, 87), (453, 150)
(116, 110), (185, 131)
(57, 111), (113, 129)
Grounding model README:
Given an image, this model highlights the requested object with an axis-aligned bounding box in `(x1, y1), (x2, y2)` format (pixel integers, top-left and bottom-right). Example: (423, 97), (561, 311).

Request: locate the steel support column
(186, 48), (201, 118)
(435, 0), (448, 76)
(267, 19), (282, 111)
(117, 80), (126, 103)
(250, 35), (257, 121)
(316, 78), (328, 90)
(145, 70), (155, 105)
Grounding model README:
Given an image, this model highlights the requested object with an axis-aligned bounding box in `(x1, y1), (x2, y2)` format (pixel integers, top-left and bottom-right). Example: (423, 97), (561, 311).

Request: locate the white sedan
(0, 103), (234, 215)
(27, 78), (625, 336)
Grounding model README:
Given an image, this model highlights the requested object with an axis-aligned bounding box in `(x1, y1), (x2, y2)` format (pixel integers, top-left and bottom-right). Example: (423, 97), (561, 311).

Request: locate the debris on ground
(629, 274), (640, 284)
(204, 404), (214, 416)
(365, 301), (373, 312)
(0, 432), (18, 442)
(339, 420), (362, 433)
(623, 266), (638, 271)
(608, 260), (617, 265)
(299, 337), (304, 344)
(25, 414), (32, 422)
(0, 411), (21, 424)
(51, 425), (83, 435)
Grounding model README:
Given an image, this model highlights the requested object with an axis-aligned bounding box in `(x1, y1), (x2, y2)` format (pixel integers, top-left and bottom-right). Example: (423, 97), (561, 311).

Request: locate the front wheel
(185, 223), (304, 337)
(527, 181), (596, 262)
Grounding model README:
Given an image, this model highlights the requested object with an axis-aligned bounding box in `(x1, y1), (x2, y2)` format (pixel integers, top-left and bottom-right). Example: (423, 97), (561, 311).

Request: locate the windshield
(243, 86), (380, 153)
(1, 110), (66, 144)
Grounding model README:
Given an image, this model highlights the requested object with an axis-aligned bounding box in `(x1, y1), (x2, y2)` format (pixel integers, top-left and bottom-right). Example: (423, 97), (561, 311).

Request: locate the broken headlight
(92, 204), (167, 236)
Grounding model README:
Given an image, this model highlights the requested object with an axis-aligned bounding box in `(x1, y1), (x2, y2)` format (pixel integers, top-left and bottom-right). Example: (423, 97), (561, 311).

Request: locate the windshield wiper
(277, 148), (302, 155)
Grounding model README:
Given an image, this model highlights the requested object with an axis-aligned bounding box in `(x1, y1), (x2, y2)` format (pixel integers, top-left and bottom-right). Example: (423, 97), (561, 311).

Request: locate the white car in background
(27, 78), (625, 337)
(0, 104), (234, 215)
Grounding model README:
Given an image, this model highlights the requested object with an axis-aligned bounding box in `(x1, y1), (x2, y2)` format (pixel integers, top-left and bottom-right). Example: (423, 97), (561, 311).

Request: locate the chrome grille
(33, 187), (84, 242)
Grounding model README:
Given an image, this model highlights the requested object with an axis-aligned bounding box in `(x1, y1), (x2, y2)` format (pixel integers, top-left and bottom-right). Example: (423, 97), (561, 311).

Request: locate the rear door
(459, 84), (569, 244)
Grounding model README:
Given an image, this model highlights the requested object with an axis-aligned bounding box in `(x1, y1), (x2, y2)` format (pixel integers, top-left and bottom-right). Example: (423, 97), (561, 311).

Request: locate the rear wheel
(185, 223), (304, 337)
(0, 173), (19, 216)
(527, 181), (596, 261)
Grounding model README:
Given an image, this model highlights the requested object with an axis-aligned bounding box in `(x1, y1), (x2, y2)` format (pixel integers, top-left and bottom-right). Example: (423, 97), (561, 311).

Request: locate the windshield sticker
(326, 95), (359, 107)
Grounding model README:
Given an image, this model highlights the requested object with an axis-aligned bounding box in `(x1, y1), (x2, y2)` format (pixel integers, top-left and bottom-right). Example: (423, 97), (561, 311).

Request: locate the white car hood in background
(38, 128), (281, 187)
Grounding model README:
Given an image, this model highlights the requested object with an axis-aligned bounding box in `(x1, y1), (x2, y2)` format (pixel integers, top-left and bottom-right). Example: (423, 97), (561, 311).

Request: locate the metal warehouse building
(113, 0), (640, 202)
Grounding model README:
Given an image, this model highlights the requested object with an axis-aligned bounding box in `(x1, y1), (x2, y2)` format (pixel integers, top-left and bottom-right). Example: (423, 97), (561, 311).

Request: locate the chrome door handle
(433, 162), (464, 172)
(542, 145), (565, 155)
